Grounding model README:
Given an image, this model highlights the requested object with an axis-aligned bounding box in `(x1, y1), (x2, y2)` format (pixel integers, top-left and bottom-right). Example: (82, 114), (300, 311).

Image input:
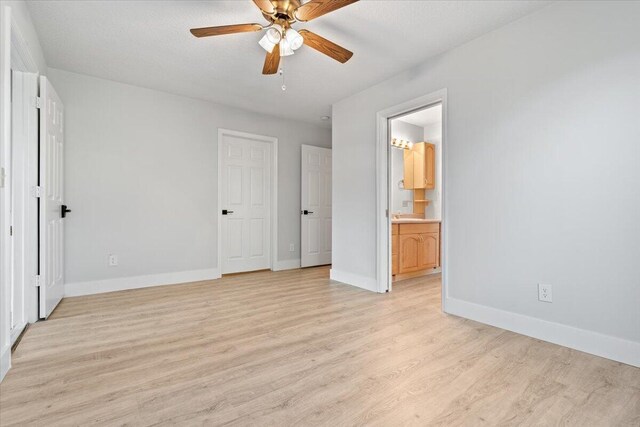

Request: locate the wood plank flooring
(1, 267), (638, 426)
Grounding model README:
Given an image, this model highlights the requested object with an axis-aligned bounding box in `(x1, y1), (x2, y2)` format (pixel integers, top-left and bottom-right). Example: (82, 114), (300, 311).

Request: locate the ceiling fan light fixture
(266, 24), (283, 44)
(285, 28), (304, 50)
(280, 37), (294, 57)
(258, 33), (276, 53)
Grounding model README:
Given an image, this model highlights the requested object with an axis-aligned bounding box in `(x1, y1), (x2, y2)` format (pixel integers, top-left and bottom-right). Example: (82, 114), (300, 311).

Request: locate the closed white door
(301, 145), (332, 267)
(39, 76), (65, 318)
(220, 133), (272, 274)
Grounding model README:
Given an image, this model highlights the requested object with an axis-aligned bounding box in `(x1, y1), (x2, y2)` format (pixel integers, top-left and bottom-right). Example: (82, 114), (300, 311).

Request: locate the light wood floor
(1, 267), (638, 426)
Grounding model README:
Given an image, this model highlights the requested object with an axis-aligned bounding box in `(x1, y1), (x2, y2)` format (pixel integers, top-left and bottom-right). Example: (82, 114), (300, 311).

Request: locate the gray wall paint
(49, 68), (331, 284)
(332, 1), (640, 343)
(390, 120), (423, 214)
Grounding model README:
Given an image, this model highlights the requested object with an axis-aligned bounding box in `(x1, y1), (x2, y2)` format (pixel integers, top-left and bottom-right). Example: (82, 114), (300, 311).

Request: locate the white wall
(390, 120), (423, 214)
(332, 1), (640, 365)
(47, 68), (331, 290)
(0, 0), (47, 381)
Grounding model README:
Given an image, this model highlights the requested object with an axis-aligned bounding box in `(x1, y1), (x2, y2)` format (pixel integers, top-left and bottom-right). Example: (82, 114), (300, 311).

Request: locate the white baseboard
(64, 268), (221, 297)
(330, 268), (379, 292)
(445, 297), (640, 368)
(272, 259), (301, 271)
(0, 344), (10, 383)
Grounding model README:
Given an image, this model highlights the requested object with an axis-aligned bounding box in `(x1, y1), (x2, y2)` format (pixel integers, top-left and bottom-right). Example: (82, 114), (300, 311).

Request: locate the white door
(39, 76), (65, 318)
(220, 133), (272, 274)
(301, 145), (332, 267)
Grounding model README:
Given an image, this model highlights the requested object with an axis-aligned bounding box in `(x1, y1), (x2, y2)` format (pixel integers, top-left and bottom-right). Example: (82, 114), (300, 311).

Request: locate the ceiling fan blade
(190, 23), (263, 38)
(295, 0), (358, 22)
(262, 43), (281, 75)
(299, 30), (353, 63)
(252, 0), (275, 15)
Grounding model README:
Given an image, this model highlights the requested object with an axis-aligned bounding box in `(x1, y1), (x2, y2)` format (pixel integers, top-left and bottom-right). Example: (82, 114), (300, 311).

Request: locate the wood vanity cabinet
(391, 224), (399, 275)
(403, 142), (435, 190)
(396, 222), (440, 275)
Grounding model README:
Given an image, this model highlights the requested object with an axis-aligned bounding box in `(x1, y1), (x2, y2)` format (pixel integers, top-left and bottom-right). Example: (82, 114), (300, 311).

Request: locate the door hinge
(32, 185), (42, 198)
(34, 275), (41, 287)
(35, 96), (42, 109)
(9, 226), (12, 236)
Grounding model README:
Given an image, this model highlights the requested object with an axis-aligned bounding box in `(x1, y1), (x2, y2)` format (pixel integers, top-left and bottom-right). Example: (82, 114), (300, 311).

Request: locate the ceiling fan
(190, 0), (358, 75)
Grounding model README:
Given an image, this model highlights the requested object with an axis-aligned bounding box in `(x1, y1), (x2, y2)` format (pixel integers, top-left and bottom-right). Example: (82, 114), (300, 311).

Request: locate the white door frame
(217, 128), (278, 274)
(1, 5), (41, 380)
(375, 89), (448, 308)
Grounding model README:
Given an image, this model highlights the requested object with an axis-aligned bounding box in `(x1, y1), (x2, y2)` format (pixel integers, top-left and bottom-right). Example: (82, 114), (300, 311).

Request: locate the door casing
(375, 89), (448, 306)
(217, 128), (278, 274)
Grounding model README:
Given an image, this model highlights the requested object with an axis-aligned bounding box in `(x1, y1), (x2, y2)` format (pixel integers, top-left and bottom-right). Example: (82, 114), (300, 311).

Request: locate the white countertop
(392, 218), (441, 224)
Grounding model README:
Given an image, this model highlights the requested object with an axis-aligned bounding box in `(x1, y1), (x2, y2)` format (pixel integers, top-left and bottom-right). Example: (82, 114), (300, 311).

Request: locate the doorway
(217, 129), (278, 275)
(375, 90), (448, 303)
(389, 103), (442, 285)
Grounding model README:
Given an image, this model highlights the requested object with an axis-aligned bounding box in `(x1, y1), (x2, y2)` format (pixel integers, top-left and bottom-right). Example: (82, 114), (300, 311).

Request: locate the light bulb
(266, 25), (282, 44)
(280, 37), (294, 57)
(258, 33), (276, 53)
(285, 28), (303, 50)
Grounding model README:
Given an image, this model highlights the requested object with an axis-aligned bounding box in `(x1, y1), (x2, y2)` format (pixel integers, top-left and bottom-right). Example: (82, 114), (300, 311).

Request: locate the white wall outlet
(108, 254), (118, 267)
(289, 243), (295, 252)
(538, 284), (552, 303)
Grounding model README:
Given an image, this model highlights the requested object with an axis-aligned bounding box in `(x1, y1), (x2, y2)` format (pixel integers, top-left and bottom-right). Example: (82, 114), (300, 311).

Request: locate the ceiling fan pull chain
(280, 60), (286, 91)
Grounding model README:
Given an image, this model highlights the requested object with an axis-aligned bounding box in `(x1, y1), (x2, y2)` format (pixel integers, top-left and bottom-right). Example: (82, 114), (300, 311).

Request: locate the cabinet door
(399, 234), (421, 273)
(418, 232), (440, 269)
(412, 143), (425, 189)
(403, 149), (414, 189)
(424, 143), (435, 190)
(391, 234), (399, 275)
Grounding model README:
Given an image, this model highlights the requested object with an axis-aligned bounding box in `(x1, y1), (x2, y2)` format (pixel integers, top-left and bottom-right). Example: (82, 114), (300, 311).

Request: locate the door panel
(301, 145), (332, 267)
(220, 134), (271, 274)
(418, 232), (439, 269)
(399, 234), (420, 274)
(39, 76), (65, 318)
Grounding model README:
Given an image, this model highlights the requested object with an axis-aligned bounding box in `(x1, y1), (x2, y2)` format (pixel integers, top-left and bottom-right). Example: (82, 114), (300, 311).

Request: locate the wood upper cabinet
(403, 142), (435, 190)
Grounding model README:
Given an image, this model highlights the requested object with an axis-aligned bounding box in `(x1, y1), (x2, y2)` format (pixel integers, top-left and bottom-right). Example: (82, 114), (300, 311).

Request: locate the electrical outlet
(108, 254), (118, 267)
(289, 243), (295, 252)
(538, 284), (552, 303)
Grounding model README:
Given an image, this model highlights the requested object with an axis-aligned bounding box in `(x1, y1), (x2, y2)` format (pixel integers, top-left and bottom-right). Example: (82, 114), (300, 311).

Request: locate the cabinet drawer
(399, 223), (439, 235)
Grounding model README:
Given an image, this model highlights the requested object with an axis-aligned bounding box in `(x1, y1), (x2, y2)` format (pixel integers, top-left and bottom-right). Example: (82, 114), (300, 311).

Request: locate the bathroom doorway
(375, 90), (447, 299)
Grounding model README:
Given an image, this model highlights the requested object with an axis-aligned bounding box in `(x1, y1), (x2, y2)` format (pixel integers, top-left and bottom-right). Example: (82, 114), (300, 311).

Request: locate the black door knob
(302, 210), (314, 215)
(222, 210), (234, 215)
(61, 205), (71, 218)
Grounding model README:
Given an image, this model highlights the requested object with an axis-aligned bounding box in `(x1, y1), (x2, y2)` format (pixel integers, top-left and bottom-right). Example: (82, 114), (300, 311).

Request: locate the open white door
(301, 145), (332, 267)
(220, 132), (272, 274)
(38, 76), (65, 318)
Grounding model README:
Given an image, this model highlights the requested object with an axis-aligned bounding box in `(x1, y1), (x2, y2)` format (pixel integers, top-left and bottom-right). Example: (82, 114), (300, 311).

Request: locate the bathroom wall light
(391, 138), (412, 150)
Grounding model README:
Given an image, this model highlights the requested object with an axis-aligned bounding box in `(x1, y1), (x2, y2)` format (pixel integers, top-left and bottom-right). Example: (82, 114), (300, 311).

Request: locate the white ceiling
(26, 0), (550, 127)
(397, 104), (442, 128)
